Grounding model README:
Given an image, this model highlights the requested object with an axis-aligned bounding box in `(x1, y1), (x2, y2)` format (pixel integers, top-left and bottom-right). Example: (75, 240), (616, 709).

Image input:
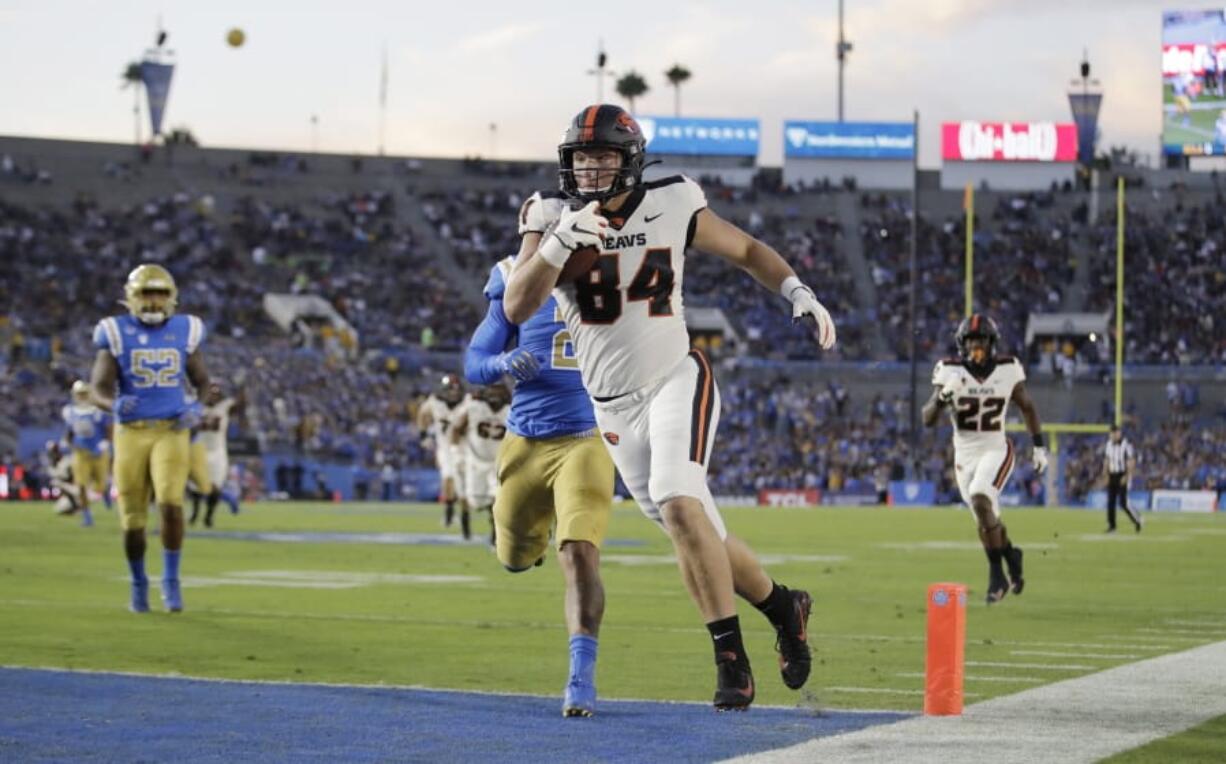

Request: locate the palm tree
(664, 64), (691, 117)
(120, 61), (143, 145)
(615, 71), (649, 115)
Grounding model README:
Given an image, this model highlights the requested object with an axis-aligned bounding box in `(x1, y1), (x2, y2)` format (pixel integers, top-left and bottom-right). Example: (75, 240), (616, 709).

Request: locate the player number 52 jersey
(932, 357), (1025, 454)
(520, 176), (708, 399)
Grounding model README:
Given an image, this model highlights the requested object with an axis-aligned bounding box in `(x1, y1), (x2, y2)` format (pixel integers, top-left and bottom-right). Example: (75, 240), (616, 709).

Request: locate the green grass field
(2, 500), (1224, 719)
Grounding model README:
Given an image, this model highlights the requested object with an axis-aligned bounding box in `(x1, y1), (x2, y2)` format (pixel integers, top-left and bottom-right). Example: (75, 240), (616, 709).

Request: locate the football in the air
(557, 245), (600, 284)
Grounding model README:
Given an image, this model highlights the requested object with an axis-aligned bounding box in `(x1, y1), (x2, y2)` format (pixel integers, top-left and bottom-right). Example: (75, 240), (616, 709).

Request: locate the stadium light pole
(588, 40), (614, 103)
(836, 0), (853, 121)
(908, 109), (920, 474)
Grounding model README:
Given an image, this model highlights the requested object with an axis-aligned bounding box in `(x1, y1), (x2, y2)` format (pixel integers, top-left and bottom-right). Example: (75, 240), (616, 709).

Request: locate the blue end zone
(0, 668), (908, 762)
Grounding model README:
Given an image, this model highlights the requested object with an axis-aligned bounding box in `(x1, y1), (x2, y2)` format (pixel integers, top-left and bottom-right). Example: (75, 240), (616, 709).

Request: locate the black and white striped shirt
(1104, 439), (1135, 475)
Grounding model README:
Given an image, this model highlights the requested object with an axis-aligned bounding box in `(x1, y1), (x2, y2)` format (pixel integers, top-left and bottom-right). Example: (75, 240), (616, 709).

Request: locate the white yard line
(965, 661), (1096, 671)
(1010, 650), (1138, 659)
(895, 672), (1044, 684)
(725, 640), (1226, 764)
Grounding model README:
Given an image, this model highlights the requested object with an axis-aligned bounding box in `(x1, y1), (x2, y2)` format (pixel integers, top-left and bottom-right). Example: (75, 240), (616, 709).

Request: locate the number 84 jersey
(932, 356), (1025, 456)
(520, 175), (708, 400)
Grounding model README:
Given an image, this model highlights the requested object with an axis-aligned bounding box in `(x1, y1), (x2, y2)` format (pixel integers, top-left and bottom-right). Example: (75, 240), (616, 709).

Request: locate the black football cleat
(986, 569), (1009, 605)
(713, 652), (754, 712)
(774, 589), (813, 690)
(1004, 546), (1024, 596)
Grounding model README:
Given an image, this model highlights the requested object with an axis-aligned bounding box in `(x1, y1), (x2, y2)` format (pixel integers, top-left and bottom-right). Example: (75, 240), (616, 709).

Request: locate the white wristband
(780, 275), (806, 301)
(537, 230), (571, 269)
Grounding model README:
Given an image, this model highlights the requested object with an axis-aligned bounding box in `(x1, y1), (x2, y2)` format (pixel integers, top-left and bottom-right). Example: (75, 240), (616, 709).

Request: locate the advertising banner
(1150, 489), (1218, 513)
(638, 116), (760, 156)
(1084, 490), (1151, 511)
(941, 121), (1078, 162)
(757, 488), (821, 507)
(888, 480), (936, 506)
(783, 121), (915, 159)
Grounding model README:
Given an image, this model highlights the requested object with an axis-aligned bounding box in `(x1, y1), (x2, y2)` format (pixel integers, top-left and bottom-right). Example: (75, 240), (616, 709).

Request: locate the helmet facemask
(558, 144), (643, 203)
(123, 264), (178, 325)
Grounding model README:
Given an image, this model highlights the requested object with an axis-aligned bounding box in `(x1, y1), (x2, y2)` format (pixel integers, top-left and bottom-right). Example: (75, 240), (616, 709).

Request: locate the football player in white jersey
(922, 314), (1048, 605)
(449, 383), (510, 547)
(416, 374), (468, 527)
(189, 383), (242, 527)
(504, 104), (837, 711)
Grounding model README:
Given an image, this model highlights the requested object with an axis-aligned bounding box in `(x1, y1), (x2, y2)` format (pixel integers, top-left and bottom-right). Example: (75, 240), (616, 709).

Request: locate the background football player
(416, 374), (468, 528)
(62, 378), (113, 524)
(44, 440), (85, 521)
(189, 383), (243, 527)
(922, 314), (1047, 604)
(504, 104), (836, 711)
(90, 264), (209, 614)
(465, 251), (615, 718)
(448, 383), (510, 548)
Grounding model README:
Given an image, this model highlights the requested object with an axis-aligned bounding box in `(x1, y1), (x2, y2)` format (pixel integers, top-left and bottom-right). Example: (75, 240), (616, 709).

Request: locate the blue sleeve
(483, 264), (506, 301)
(92, 320), (111, 352)
(464, 299), (516, 385)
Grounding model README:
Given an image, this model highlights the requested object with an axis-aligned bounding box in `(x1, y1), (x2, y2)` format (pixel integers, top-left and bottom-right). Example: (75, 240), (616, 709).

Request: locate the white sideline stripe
(823, 687), (924, 696)
(1132, 625), (1221, 637)
(1137, 627), (1226, 637)
(1102, 635), (1200, 645)
(896, 673), (1044, 684)
(0, 598), (1195, 656)
(725, 640), (1226, 764)
(966, 661), (1096, 671)
(1010, 650), (1138, 659)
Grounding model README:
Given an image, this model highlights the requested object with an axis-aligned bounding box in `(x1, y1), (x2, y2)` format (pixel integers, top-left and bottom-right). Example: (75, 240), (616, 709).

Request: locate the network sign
(783, 121), (915, 159)
(941, 121), (1078, 162)
(638, 116), (760, 156)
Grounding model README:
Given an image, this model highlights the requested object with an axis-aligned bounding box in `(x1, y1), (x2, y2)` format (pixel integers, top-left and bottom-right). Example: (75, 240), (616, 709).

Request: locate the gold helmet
(71, 379), (91, 403)
(123, 263), (178, 324)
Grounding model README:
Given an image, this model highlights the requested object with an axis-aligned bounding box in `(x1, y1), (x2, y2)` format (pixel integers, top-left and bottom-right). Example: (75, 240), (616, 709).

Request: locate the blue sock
(103, 490), (113, 510)
(163, 550), (181, 582)
(81, 508), (93, 525)
(568, 635), (598, 685)
(128, 557), (147, 584)
(221, 488), (240, 514)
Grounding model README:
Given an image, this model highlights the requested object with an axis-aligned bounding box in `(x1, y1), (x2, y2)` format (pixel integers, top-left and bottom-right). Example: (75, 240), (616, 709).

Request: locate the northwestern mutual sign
(783, 121), (916, 159)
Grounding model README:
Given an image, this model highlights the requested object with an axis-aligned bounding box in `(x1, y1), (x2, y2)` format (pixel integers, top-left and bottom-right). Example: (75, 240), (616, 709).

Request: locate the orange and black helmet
(557, 104), (647, 203)
(955, 313), (1000, 360)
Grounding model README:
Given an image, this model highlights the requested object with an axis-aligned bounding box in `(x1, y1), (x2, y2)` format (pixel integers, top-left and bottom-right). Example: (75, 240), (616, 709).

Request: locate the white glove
(538, 201), (607, 268)
(781, 276), (836, 350)
(938, 382), (958, 406)
(1032, 446), (1049, 476)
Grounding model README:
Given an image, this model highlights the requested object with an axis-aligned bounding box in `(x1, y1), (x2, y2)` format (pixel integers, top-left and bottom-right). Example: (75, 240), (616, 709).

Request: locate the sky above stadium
(0, 0), (1171, 167)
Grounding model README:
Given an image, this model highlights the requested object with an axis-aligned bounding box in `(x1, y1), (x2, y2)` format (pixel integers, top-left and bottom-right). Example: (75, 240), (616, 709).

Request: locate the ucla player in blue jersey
(89, 264), (210, 614)
(62, 380), (114, 525)
(465, 254), (615, 718)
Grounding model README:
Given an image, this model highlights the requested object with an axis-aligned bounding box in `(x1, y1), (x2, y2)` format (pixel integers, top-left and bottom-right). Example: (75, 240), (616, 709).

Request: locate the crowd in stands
(1063, 417), (1226, 501)
(860, 189), (1076, 363)
(3, 148), (1223, 506)
(1085, 192), (1226, 364)
(0, 184), (481, 356)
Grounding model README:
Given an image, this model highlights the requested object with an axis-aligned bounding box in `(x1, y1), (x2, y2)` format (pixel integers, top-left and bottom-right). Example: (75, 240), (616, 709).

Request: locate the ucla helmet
(123, 263), (178, 325)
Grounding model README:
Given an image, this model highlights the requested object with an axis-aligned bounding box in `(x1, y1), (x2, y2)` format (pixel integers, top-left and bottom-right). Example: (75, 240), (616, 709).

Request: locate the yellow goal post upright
(966, 179), (1126, 507)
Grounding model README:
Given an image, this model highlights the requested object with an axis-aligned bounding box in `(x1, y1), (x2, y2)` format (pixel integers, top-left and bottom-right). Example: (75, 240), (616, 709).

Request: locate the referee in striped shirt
(1103, 426), (1142, 533)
